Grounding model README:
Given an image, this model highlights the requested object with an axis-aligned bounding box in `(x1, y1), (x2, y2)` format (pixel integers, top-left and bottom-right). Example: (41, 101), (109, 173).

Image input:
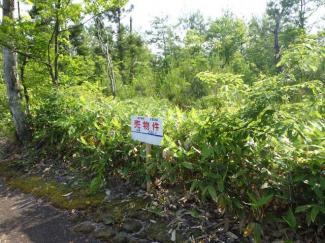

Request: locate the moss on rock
(0, 165), (105, 211)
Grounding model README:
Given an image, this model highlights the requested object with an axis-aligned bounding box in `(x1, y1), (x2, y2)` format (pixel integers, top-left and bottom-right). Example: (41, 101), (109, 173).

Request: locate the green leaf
(207, 186), (217, 201)
(189, 208), (199, 218)
(235, 147), (241, 157)
(169, 172), (176, 184)
(313, 187), (323, 201)
(236, 169), (248, 177)
(283, 208), (296, 229)
(319, 176), (325, 190)
(231, 199), (241, 215)
(201, 145), (212, 159)
(94, 122), (101, 130)
(246, 191), (258, 204)
(253, 194), (273, 209)
(311, 206), (320, 222)
(79, 95), (86, 104)
(216, 175), (224, 192)
(190, 179), (198, 192)
(80, 136), (88, 145)
(254, 223), (262, 243)
(160, 173), (168, 180)
(306, 210), (312, 226)
(296, 205), (313, 213)
(266, 215), (284, 223)
(90, 175), (103, 194)
(244, 222), (255, 237)
(182, 162), (194, 169)
(208, 172), (219, 179)
(233, 198), (243, 209)
(111, 117), (121, 129)
(319, 206), (325, 214)
(100, 133), (106, 146)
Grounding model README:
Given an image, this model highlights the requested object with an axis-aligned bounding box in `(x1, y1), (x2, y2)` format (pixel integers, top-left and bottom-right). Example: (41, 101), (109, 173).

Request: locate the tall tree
(267, 0), (295, 72)
(207, 11), (247, 68)
(177, 10), (207, 35)
(293, 0), (325, 29)
(105, 4), (133, 85)
(147, 15), (181, 76)
(95, 16), (116, 97)
(245, 16), (275, 74)
(147, 16), (180, 59)
(53, 0), (61, 86)
(2, 0), (32, 142)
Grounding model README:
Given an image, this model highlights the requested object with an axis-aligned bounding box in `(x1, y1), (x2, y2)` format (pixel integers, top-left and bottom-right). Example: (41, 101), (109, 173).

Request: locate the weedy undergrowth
(26, 75), (325, 241)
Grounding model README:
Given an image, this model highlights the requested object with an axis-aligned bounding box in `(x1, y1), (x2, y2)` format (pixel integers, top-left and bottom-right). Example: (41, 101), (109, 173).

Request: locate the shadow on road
(0, 179), (99, 243)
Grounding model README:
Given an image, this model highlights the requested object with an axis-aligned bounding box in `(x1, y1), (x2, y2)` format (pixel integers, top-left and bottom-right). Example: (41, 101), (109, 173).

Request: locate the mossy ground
(0, 165), (10, 174)
(0, 142), (177, 243)
(0, 164), (151, 219)
(0, 164), (105, 211)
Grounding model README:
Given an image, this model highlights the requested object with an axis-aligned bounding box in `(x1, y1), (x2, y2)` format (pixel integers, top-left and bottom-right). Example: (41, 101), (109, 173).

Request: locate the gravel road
(0, 178), (100, 243)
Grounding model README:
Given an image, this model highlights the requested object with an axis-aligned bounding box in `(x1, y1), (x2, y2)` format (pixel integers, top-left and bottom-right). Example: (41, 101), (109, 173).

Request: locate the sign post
(131, 116), (163, 191)
(131, 116), (163, 146)
(146, 143), (152, 163)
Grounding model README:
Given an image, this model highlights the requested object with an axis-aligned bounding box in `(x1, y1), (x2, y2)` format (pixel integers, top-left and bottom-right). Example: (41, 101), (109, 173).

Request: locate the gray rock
(73, 221), (95, 234)
(122, 220), (142, 233)
(113, 234), (130, 243)
(138, 222), (173, 243)
(69, 212), (83, 222)
(103, 217), (115, 226)
(226, 231), (239, 240)
(92, 213), (102, 223)
(93, 229), (116, 240)
(93, 212), (112, 223)
(127, 209), (149, 221)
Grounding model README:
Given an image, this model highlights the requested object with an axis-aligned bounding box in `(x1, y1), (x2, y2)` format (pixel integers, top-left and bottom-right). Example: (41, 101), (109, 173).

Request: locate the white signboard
(131, 116), (163, 146)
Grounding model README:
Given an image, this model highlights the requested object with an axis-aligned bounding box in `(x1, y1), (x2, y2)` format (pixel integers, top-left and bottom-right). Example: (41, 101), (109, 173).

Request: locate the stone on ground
(73, 221), (95, 234)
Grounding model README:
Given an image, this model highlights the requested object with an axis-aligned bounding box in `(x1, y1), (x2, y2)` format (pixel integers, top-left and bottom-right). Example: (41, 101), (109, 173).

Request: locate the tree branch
(58, 10), (111, 34)
(0, 41), (52, 68)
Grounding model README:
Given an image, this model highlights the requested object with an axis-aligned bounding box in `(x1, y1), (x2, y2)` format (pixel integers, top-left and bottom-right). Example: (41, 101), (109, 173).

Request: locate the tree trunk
(117, 8), (126, 85)
(106, 55), (116, 97)
(299, 0), (306, 29)
(129, 54), (135, 84)
(130, 17), (133, 33)
(20, 56), (31, 115)
(2, 0), (32, 142)
(96, 17), (116, 98)
(18, 0), (31, 114)
(53, 0), (61, 86)
(274, 16), (281, 73)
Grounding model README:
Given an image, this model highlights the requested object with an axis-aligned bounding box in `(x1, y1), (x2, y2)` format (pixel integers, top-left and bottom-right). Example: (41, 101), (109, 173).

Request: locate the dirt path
(0, 178), (100, 243)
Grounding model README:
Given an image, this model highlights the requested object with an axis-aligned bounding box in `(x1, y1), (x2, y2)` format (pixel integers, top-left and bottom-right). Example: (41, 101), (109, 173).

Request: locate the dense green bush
(30, 74), (325, 241)
(0, 83), (14, 136)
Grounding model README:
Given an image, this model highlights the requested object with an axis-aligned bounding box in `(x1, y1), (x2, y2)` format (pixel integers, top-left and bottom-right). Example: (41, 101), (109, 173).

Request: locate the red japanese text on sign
(152, 122), (159, 132)
(131, 116), (163, 146)
(134, 120), (141, 129)
(143, 121), (150, 130)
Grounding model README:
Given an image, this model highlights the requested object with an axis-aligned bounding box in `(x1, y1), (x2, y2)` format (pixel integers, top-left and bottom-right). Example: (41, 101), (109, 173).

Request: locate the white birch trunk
(2, 0), (32, 142)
